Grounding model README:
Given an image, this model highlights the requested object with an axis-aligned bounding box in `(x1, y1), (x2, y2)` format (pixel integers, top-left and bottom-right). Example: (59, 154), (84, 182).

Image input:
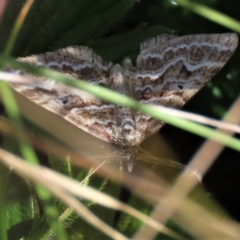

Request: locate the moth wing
(134, 33), (238, 140)
(8, 46), (118, 143)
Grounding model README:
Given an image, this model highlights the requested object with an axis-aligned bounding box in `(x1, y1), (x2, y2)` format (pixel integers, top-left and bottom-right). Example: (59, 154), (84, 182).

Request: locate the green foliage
(5, 174), (37, 240)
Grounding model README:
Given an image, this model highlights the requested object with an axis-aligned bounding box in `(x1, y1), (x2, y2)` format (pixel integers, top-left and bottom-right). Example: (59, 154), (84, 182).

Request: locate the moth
(7, 33), (238, 170)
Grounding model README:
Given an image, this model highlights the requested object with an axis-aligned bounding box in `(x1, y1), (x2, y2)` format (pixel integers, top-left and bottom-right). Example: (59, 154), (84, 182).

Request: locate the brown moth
(7, 33), (238, 170)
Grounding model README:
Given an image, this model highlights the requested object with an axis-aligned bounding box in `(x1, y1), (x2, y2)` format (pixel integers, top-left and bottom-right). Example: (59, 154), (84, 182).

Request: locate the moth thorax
(118, 114), (136, 144)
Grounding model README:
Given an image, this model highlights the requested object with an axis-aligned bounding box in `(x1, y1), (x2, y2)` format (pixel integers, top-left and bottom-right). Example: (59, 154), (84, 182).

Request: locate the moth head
(116, 146), (138, 172)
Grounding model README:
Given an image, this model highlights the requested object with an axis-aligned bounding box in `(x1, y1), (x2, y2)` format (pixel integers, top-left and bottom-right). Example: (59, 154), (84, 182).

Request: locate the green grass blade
(175, 0), (240, 33)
